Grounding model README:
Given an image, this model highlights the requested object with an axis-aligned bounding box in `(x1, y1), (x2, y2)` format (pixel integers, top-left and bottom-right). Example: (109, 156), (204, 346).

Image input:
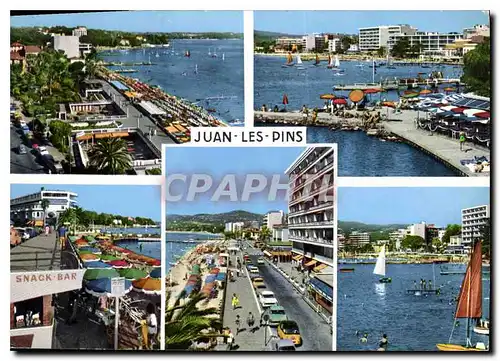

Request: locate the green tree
(341, 36), (353, 51)
(391, 38), (411, 58)
(146, 168), (162, 175)
(48, 120), (72, 153)
(58, 208), (79, 235)
(359, 243), (374, 253)
(401, 235), (425, 251)
(377, 46), (386, 57)
(441, 224), (461, 245)
(409, 42), (423, 58)
(461, 39), (490, 97)
(88, 138), (133, 174)
(165, 291), (223, 350)
(259, 226), (272, 243)
(431, 237), (445, 253)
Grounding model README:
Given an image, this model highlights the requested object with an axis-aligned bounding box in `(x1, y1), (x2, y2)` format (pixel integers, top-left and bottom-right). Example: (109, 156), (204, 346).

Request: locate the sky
(338, 187), (490, 227)
(165, 146), (306, 215)
(10, 11), (243, 33)
(255, 10), (489, 34)
(10, 184), (161, 221)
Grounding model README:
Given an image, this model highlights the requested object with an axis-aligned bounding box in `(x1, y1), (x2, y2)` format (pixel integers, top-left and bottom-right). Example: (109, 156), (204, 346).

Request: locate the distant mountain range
(338, 221), (407, 233)
(254, 30), (302, 40)
(167, 210), (263, 225)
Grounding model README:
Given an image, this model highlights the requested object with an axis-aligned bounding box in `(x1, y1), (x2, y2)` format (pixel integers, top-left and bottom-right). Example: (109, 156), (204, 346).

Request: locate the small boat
(282, 52), (294, 68)
(473, 321), (490, 335)
(327, 54), (334, 69)
(185, 50), (190, 57)
(194, 64), (198, 74)
(374, 245), (391, 283)
(155, 52), (160, 58)
(208, 48), (211, 56)
(207, 108), (217, 113)
(314, 53), (320, 66)
(212, 49), (218, 58)
(436, 241), (488, 351)
(339, 268), (355, 273)
(222, 53), (225, 61)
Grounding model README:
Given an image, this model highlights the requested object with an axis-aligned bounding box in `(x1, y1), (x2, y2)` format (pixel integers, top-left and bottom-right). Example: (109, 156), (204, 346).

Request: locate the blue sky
(10, 184), (161, 221)
(165, 147), (305, 215)
(338, 187), (490, 227)
(10, 11), (243, 33)
(255, 10), (489, 34)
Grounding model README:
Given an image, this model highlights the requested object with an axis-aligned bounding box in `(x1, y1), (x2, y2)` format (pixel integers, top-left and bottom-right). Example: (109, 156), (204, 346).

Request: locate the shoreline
(166, 230), (222, 235)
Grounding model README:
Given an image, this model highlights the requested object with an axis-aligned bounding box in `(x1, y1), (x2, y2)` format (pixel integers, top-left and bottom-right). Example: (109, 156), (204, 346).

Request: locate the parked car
(257, 258), (265, 265)
(18, 144), (27, 155)
(259, 290), (278, 308)
(252, 277), (266, 290)
(273, 339), (296, 351)
(250, 268), (259, 275)
(264, 305), (288, 326)
(38, 146), (49, 155)
(246, 263), (255, 270)
(277, 320), (302, 346)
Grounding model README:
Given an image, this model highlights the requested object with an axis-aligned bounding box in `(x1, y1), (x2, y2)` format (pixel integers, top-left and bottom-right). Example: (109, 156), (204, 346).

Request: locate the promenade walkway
(221, 251), (269, 351)
(10, 233), (61, 272)
(384, 110), (490, 177)
(254, 110), (363, 126)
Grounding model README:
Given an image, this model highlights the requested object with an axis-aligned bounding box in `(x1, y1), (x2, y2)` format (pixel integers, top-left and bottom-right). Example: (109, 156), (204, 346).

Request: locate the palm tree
(165, 291), (224, 350)
(40, 198), (50, 227)
(259, 226), (272, 244)
(58, 208), (79, 235)
(88, 138), (133, 174)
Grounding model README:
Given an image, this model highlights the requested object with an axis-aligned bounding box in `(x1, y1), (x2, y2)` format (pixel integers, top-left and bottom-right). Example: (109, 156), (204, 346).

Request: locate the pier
(254, 110), (365, 126)
(333, 78), (463, 92)
(382, 110), (490, 177)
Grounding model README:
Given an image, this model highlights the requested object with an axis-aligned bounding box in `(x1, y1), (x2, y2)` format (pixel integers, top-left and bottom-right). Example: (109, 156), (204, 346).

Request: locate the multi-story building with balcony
(359, 24), (416, 51)
(11, 190), (78, 227)
(285, 146), (334, 267)
(347, 231), (370, 247)
(263, 210), (284, 230)
(387, 31), (463, 56)
(462, 205), (489, 252)
(275, 37), (303, 52)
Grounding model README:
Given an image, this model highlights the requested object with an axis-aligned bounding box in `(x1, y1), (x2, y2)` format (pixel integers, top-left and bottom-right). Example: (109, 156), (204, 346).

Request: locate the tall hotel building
(461, 204), (490, 252)
(285, 146), (335, 268)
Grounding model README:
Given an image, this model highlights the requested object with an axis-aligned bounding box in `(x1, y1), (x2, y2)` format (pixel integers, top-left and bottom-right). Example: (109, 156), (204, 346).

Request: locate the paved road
(11, 233), (61, 271)
(96, 79), (176, 150)
(222, 250), (269, 351)
(10, 124), (46, 174)
(250, 253), (333, 351)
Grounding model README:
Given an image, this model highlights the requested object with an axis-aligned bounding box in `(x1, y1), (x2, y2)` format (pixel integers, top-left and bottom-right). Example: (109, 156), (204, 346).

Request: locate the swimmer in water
(360, 333), (368, 343)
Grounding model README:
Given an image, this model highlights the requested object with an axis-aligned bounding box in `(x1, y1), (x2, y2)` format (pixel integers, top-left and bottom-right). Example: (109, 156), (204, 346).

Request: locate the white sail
(296, 54), (302, 64)
(373, 245), (386, 276)
(328, 56), (333, 66)
(222, 53), (225, 61)
(208, 48), (211, 56)
(334, 55), (340, 67)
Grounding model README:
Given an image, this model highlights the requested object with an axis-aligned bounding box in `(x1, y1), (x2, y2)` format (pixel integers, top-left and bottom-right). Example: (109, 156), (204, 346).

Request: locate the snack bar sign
(11, 269), (86, 303)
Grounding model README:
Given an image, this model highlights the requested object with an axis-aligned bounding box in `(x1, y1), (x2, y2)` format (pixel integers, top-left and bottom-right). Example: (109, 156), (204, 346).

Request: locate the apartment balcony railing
(289, 201), (334, 218)
(288, 220), (335, 228)
(289, 182), (334, 207)
(289, 235), (333, 245)
(290, 159), (334, 194)
(289, 149), (333, 184)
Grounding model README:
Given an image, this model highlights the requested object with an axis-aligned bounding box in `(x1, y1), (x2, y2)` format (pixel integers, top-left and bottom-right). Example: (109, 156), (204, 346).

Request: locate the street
(248, 248), (333, 351)
(10, 124), (45, 174)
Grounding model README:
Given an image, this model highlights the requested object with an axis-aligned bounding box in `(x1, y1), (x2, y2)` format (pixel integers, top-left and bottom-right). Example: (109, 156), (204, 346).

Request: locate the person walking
(44, 225), (50, 237)
(146, 303), (158, 349)
(459, 131), (466, 151)
(422, 279), (427, 290)
(428, 280), (433, 290)
(247, 312), (255, 331)
(58, 225), (67, 249)
(227, 329), (235, 350)
(231, 294), (239, 310)
(235, 315), (241, 335)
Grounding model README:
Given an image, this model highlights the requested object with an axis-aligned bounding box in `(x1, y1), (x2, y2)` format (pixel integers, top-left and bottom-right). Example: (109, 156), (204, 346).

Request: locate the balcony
(290, 159), (334, 193)
(289, 183), (334, 206)
(289, 201), (334, 217)
(289, 148), (333, 184)
(289, 234), (334, 246)
(288, 220), (334, 229)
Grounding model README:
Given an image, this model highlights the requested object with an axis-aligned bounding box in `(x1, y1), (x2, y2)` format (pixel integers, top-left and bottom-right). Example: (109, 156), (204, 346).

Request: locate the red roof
(24, 45), (41, 53)
(451, 107), (467, 114)
(10, 51), (24, 60)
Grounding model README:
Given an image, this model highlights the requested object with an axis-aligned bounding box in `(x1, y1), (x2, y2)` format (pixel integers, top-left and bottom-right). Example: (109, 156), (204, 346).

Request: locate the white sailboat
(222, 53), (225, 61)
(208, 47), (211, 56)
(194, 64), (198, 74)
(155, 52), (160, 58)
(334, 55), (340, 68)
(327, 54), (334, 69)
(296, 54), (303, 65)
(373, 245), (391, 283)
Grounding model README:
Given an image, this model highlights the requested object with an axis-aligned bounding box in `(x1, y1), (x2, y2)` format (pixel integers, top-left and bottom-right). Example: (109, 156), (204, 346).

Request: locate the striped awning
(304, 259), (317, 267)
(272, 251), (291, 256)
(313, 263), (328, 273)
(292, 255), (303, 261)
(263, 250), (272, 257)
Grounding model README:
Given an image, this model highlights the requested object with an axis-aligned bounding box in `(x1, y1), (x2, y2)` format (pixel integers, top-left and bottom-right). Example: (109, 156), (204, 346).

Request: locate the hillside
(338, 221), (408, 233)
(254, 30), (301, 40)
(167, 210), (263, 225)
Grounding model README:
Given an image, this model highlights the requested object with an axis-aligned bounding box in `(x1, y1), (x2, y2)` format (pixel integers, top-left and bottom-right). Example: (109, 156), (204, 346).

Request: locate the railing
(291, 159), (335, 193)
(71, 127), (136, 134)
(289, 148), (333, 184)
(289, 201), (334, 217)
(290, 182), (334, 206)
(289, 220), (334, 228)
(288, 235), (334, 245)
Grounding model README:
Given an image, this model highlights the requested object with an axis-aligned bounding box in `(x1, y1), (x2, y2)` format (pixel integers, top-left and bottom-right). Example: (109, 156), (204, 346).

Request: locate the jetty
(114, 69), (139, 74)
(333, 78), (463, 92)
(406, 289), (441, 295)
(254, 110), (364, 127)
(383, 110), (490, 177)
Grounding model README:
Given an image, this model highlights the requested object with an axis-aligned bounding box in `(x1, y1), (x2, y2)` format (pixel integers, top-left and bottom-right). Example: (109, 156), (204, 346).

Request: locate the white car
(38, 146), (49, 155)
(257, 258), (265, 265)
(20, 120), (27, 127)
(259, 290), (278, 308)
(250, 268), (259, 275)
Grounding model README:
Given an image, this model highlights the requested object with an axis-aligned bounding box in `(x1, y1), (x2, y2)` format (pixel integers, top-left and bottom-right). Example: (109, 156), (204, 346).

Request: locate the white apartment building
(263, 210), (284, 230)
(52, 35), (80, 59)
(285, 146), (335, 267)
(224, 222), (245, 233)
(462, 205), (489, 252)
(11, 189), (78, 226)
(408, 222), (427, 240)
(275, 37), (303, 50)
(348, 231), (370, 246)
(463, 24), (490, 39)
(72, 26), (88, 37)
(359, 24), (416, 51)
(302, 34), (326, 52)
(387, 31), (463, 56)
(328, 38), (341, 53)
(272, 225), (289, 242)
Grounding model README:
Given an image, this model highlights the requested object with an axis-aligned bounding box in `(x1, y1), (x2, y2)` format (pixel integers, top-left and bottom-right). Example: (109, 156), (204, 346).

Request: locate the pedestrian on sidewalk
(459, 132), (466, 151)
(44, 225), (50, 237)
(227, 329), (234, 350)
(247, 312), (255, 331)
(231, 294), (238, 310)
(235, 315), (241, 334)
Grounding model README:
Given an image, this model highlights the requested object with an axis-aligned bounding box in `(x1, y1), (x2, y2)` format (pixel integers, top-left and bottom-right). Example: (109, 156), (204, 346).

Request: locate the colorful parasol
(80, 253), (100, 262)
(319, 94), (336, 100)
(78, 247), (102, 254)
(444, 87), (456, 92)
(108, 259), (131, 269)
(282, 94), (289, 105)
(84, 261), (112, 269)
(333, 98), (347, 105)
(119, 268), (148, 280)
(100, 254), (122, 262)
(149, 267), (161, 279)
(85, 278), (133, 297)
(420, 89), (432, 95)
(474, 111), (490, 119)
(348, 89), (364, 103)
(363, 88), (380, 94)
(84, 268), (120, 280)
(132, 277), (162, 295)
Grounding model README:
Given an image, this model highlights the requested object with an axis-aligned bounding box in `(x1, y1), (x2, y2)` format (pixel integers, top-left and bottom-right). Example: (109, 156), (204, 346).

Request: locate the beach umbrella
(132, 277), (161, 295)
(85, 278), (133, 297)
(475, 111), (490, 119)
(463, 109), (484, 117)
(420, 89), (432, 95)
(84, 268), (120, 281)
(444, 87), (456, 93)
(451, 107), (467, 114)
(119, 268), (148, 280)
(75, 239), (89, 247)
(319, 94), (335, 100)
(149, 267), (161, 279)
(108, 259), (131, 269)
(84, 261), (112, 269)
(80, 253), (100, 262)
(349, 89), (364, 103)
(333, 98), (347, 105)
(77, 250), (93, 255)
(402, 93), (419, 99)
(100, 254), (122, 262)
(78, 246), (102, 254)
